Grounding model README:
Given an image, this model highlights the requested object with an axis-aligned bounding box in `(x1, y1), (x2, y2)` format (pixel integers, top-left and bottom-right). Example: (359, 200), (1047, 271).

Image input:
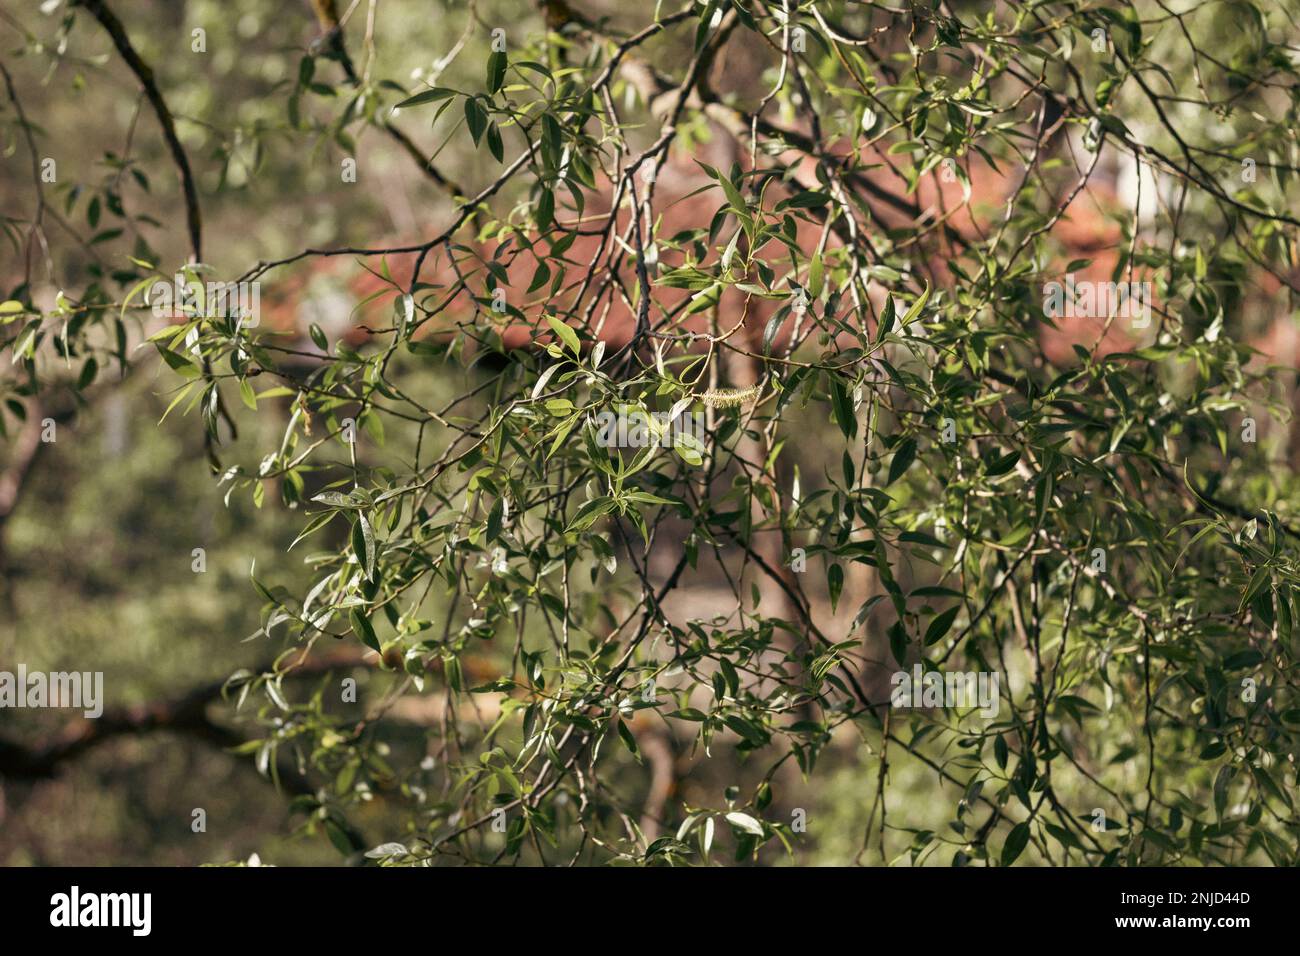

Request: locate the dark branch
(73, 0), (204, 262)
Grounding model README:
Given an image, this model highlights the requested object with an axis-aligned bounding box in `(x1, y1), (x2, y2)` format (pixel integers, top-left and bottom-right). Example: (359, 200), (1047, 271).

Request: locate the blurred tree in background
(2, 0), (1300, 866)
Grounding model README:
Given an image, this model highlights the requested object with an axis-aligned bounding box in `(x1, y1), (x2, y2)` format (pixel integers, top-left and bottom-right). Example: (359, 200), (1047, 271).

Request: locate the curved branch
(73, 0), (203, 262)
(0, 651), (370, 786)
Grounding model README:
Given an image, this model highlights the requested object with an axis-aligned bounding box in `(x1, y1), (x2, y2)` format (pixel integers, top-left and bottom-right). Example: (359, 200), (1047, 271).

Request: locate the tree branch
(0, 651), (371, 786)
(73, 0), (203, 262)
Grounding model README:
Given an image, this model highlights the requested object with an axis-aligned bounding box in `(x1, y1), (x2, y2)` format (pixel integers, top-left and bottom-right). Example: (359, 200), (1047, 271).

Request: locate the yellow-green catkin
(697, 384), (761, 408)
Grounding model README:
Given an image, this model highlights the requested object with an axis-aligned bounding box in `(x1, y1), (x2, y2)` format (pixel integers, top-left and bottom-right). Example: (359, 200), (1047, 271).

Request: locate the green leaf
(923, 606), (959, 646)
(395, 87), (457, 108)
(722, 715), (767, 746)
(830, 379), (856, 439)
(887, 438), (917, 486)
(724, 812), (764, 837)
(547, 315), (580, 356)
(667, 708), (707, 721)
(464, 96), (488, 145)
(312, 490), (367, 509)
(1239, 565), (1271, 614)
(808, 253), (824, 299)
(762, 307), (788, 355)
(566, 496), (616, 533)
(718, 174), (748, 217)
(155, 345), (197, 374)
(486, 50), (508, 95)
(985, 450), (1020, 478)
(888, 621), (909, 667)
(875, 295), (896, 340)
(828, 564), (844, 612)
(349, 609), (380, 653)
(485, 122), (503, 162)
(616, 718), (641, 761)
(352, 513), (376, 580)
(1000, 822), (1030, 866)
(899, 283), (930, 327)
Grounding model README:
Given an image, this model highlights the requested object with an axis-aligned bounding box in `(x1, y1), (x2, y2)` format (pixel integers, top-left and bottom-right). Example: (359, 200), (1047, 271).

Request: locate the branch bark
(73, 0), (203, 262)
(0, 650), (371, 786)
